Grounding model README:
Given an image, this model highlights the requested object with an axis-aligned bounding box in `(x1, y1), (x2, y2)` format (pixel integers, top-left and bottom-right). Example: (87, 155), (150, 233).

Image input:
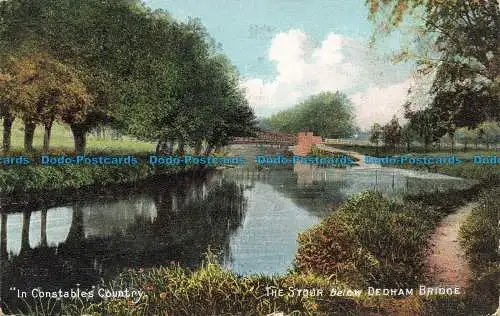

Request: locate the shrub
(296, 192), (436, 288)
(0, 164), (182, 195)
(459, 187), (499, 267)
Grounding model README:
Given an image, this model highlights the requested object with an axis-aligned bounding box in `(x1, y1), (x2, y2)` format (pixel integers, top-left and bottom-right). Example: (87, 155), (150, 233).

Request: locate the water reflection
(0, 174), (247, 310)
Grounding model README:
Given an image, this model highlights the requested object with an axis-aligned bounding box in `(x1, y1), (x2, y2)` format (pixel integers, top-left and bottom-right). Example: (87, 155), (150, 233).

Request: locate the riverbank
(0, 162), (199, 201)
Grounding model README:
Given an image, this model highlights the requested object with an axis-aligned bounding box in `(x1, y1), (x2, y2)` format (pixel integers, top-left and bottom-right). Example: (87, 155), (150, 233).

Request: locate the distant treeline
(264, 91), (358, 138)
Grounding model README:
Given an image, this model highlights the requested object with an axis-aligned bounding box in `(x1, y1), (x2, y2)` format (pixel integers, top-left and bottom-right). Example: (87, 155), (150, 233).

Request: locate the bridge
(230, 131), (297, 146)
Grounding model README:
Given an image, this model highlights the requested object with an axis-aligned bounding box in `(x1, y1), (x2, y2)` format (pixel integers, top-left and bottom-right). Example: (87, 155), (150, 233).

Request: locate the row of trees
(369, 117), (499, 153)
(264, 91), (358, 138)
(367, 0), (499, 145)
(0, 0), (256, 154)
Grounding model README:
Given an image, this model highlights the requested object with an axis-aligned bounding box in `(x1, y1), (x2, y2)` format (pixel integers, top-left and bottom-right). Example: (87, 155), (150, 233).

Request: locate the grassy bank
(0, 163), (184, 196)
(28, 255), (443, 316)
(295, 187), (481, 289)
(328, 144), (497, 157)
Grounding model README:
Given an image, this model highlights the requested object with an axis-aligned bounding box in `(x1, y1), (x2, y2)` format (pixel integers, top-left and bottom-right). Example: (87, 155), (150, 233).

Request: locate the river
(0, 145), (475, 310)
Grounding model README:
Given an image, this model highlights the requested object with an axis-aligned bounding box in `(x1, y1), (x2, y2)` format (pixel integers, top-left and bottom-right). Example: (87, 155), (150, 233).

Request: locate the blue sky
(145, 0), (415, 130)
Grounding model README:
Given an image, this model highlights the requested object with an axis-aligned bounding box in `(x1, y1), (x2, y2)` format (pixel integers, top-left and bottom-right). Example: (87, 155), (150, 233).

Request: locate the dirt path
(426, 202), (476, 289)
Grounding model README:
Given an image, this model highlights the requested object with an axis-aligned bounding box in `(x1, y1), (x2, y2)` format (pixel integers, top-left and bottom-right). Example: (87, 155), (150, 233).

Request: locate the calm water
(0, 147), (475, 310)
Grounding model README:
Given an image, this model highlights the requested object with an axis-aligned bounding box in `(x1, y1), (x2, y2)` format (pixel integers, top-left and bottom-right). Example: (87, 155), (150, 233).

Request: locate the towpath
(426, 202), (476, 289)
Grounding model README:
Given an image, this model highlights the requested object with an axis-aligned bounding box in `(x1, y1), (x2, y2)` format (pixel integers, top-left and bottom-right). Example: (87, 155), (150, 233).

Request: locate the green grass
(31, 253), (405, 316)
(295, 189), (480, 289)
(0, 163), (183, 195)
(459, 186), (499, 268)
(0, 121), (155, 154)
(328, 144), (497, 158)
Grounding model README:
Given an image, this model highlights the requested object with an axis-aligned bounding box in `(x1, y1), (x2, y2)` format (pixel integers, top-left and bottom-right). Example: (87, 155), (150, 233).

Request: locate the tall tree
(369, 122), (382, 152)
(406, 107), (446, 152)
(0, 51), (92, 152)
(367, 0), (499, 128)
(0, 71), (14, 152)
(401, 123), (417, 152)
(382, 116), (402, 152)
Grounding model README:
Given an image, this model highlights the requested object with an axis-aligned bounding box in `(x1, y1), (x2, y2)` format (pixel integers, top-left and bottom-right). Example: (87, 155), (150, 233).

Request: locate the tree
(369, 123), (382, 152)
(266, 91), (357, 138)
(113, 14), (256, 154)
(1, 0), (256, 154)
(367, 0), (499, 129)
(406, 107), (449, 152)
(0, 72), (14, 152)
(400, 123), (417, 152)
(456, 127), (478, 151)
(477, 121), (500, 150)
(0, 51), (92, 153)
(382, 116), (402, 152)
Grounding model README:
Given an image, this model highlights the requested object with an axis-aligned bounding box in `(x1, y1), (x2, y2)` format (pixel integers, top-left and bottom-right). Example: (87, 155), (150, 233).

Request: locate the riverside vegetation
(0, 123), (228, 196)
(34, 165), (494, 316)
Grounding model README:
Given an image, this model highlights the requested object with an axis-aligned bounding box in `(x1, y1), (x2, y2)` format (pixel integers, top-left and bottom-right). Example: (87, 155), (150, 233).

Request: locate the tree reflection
(0, 175), (247, 312)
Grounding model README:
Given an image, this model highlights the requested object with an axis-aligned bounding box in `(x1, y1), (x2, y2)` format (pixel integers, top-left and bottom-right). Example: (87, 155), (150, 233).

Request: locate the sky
(144, 0), (416, 130)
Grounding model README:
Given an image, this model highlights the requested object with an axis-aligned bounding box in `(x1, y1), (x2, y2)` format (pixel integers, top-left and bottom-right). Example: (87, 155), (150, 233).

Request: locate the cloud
(351, 80), (411, 130)
(241, 29), (413, 129)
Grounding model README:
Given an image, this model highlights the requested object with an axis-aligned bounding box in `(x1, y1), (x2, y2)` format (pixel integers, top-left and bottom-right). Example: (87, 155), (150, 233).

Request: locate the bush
(296, 192), (437, 288)
(459, 187), (499, 267)
(0, 164), (181, 195)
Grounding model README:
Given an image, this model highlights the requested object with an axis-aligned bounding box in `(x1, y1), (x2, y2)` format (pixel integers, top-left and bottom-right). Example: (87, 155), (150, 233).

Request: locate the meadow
(0, 121), (155, 155)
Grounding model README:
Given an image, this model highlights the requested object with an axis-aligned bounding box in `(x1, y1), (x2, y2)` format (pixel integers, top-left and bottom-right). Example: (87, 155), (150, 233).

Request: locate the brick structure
(294, 132), (323, 156)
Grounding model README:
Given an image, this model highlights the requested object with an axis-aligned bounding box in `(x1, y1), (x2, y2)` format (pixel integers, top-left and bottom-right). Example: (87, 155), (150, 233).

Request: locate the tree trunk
(70, 124), (87, 154)
(156, 141), (162, 155)
(406, 141), (410, 153)
(464, 141), (468, 152)
(24, 121), (36, 152)
(204, 144), (213, 156)
(177, 137), (185, 156)
(43, 121), (53, 153)
(194, 140), (203, 155)
(2, 113), (13, 153)
(166, 139), (174, 155)
(450, 133), (455, 153)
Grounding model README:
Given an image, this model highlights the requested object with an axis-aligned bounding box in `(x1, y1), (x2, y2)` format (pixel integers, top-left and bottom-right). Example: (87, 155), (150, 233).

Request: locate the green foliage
(435, 163), (499, 184)
(368, 123), (382, 146)
(405, 107), (445, 152)
(0, 163), (174, 195)
(60, 256), (367, 316)
(381, 116), (402, 151)
(266, 91), (357, 138)
(368, 0), (499, 129)
(296, 191), (439, 288)
(459, 187), (499, 267)
(400, 123), (418, 151)
(0, 0), (256, 154)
